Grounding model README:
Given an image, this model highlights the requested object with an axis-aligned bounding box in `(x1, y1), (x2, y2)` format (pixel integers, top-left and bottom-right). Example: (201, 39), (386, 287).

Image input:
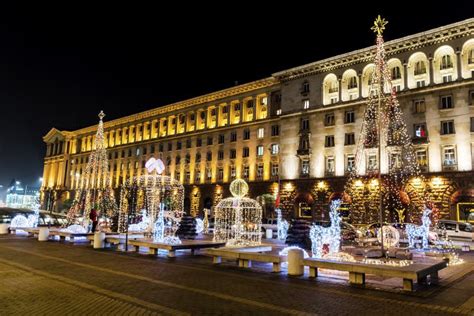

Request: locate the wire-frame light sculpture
(213, 179), (263, 247)
(118, 174), (184, 244)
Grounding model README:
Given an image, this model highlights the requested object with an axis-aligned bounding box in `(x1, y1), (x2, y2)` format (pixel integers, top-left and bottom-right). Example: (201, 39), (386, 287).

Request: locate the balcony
(325, 170), (335, 177)
(412, 136), (429, 144)
(443, 161), (457, 171)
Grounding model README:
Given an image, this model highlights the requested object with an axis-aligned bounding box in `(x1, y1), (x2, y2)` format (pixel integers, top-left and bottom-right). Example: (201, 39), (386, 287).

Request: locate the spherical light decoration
(229, 179), (249, 198)
(377, 225), (400, 248)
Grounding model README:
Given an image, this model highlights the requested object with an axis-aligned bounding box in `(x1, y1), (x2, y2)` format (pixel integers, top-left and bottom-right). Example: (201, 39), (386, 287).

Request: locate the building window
(230, 149), (237, 159)
(218, 134), (225, 144)
(196, 138), (202, 147)
(243, 147), (250, 157)
(271, 125), (280, 136)
(257, 145), (264, 157)
(301, 118), (310, 131)
(218, 168), (224, 181)
(168, 143), (172, 151)
(179, 115), (185, 124)
(271, 163), (279, 177)
(243, 129), (250, 140)
(416, 80), (426, 88)
(150, 145), (155, 154)
(344, 133), (355, 145)
(134, 161), (139, 169)
(230, 131), (237, 142)
(190, 114), (195, 121)
(195, 170), (201, 182)
(185, 154), (191, 164)
(261, 97), (268, 106)
(301, 160), (310, 176)
(303, 99), (310, 110)
(158, 144), (163, 152)
(413, 99), (426, 113)
(330, 97), (338, 104)
(175, 171), (180, 181)
(414, 123), (427, 138)
(367, 154), (377, 171)
(211, 108), (217, 116)
(246, 99), (254, 109)
(276, 109), (282, 116)
(391, 66), (401, 80)
(230, 165), (236, 180)
(257, 127), (265, 139)
(325, 156), (335, 175)
(206, 152), (212, 161)
(234, 103), (241, 111)
(471, 117), (474, 133)
(200, 111), (206, 120)
(469, 90), (474, 105)
(441, 120), (455, 135)
(344, 110), (355, 124)
(271, 144), (279, 155)
(443, 147), (456, 166)
(443, 75), (453, 83)
(440, 54), (453, 70)
(222, 105), (228, 114)
(440, 95), (453, 109)
(218, 150), (224, 160)
(207, 136), (213, 146)
(206, 168), (212, 181)
(256, 164), (264, 180)
(243, 166), (249, 180)
(301, 81), (310, 94)
(324, 113), (335, 126)
(135, 148), (140, 156)
(325, 135), (335, 147)
(346, 155), (355, 173)
(186, 139), (192, 148)
(175, 156), (181, 164)
(416, 150), (428, 167)
(348, 76), (357, 89)
(414, 61), (427, 75)
(177, 141), (182, 150)
(196, 153), (201, 163)
(469, 49), (474, 64)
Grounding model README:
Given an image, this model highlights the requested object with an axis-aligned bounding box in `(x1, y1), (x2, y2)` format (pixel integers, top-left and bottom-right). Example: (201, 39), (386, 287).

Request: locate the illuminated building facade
(42, 18), (474, 223)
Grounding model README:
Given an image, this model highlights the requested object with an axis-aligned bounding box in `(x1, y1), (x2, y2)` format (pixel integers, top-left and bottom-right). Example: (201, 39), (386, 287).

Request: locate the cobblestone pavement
(0, 236), (473, 315)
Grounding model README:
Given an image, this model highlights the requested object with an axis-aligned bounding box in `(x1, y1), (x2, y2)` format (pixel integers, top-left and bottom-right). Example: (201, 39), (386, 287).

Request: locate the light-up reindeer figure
(406, 207), (432, 249)
(309, 200), (342, 258)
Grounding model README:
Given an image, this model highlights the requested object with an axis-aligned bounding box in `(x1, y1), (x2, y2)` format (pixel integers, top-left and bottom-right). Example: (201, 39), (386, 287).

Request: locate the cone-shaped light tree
(67, 111), (118, 229)
(345, 16), (426, 225)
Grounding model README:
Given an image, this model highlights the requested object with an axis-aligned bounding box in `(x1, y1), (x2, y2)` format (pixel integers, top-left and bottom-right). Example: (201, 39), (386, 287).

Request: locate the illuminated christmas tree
(67, 111), (118, 229)
(345, 16), (425, 224)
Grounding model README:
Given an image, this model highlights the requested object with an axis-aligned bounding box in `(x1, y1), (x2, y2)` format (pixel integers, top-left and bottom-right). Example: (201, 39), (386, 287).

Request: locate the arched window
(175, 155), (181, 164)
(441, 55), (453, 70)
(469, 49), (474, 64)
(196, 153), (201, 163)
(348, 76), (357, 89)
(415, 61), (426, 75)
(185, 154), (191, 164)
(391, 66), (401, 80)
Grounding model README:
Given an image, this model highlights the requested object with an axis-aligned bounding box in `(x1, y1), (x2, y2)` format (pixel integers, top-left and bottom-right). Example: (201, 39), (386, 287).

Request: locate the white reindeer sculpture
(406, 207), (432, 249)
(309, 200), (342, 258)
(276, 208), (289, 241)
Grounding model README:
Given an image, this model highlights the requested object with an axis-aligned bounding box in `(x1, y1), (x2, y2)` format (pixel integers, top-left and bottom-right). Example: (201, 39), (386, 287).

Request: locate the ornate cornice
(273, 18), (474, 81)
(68, 77), (277, 136)
(43, 128), (74, 142)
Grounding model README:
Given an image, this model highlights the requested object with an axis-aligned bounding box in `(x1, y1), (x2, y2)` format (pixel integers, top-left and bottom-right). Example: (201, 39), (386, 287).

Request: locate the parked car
(435, 220), (473, 241)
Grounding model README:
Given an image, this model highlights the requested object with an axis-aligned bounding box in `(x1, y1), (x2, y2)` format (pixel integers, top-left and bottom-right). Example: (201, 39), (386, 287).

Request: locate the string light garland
(66, 111), (118, 229)
(10, 204), (40, 229)
(213, 179), (262, 247)
(309, 200), (342, 258)
(344, 16), (426, 224)
(118, 174), (184, 244)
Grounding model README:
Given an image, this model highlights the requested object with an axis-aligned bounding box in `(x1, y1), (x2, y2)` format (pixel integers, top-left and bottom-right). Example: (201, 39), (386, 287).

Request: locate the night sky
(0, 3), (472, 192)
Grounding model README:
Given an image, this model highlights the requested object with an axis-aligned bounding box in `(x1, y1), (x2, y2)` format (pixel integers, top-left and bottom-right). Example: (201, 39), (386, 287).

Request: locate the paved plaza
(0, 236), (474, 315)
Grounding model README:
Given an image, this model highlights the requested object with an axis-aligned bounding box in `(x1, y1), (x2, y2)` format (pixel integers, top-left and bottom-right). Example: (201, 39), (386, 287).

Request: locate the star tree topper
(371, 15), (388, 35)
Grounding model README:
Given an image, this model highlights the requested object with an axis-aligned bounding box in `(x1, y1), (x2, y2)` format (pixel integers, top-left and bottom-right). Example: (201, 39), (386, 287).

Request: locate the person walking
(89, 208), (98, 233)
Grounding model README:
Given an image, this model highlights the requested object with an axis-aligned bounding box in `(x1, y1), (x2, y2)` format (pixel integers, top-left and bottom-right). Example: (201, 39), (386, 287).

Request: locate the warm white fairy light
(323, 252), (356, 262)
(279, 246), (310, 258)
(361, 258), (412, 267)
(66, 111), (117, 228)
(213, 179), (262, 247)
(377, 225), (400, 248)
(195, 218), (204, 234)
(345, 17), (426, 224)
(61, 224), (87, 234)
(118, 174), (184, 244)
(406, 207), (432, 249)
(309, 200), (342, 258)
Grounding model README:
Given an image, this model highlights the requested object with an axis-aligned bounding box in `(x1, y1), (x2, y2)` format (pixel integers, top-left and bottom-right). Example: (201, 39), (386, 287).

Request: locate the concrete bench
(206, 246), (286, 272)
(49, 231), (90, 242)
(129, 239), (226, 258)
(302, 258), (447, 291)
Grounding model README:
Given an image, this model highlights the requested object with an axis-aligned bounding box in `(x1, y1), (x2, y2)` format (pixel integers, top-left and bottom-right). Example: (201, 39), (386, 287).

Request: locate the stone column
(456, 49), (462, 80)
(358, 72), (363, 99)
(428, 56), (434, 84)
(338, 77), (342, 102)
(403, 62), (408, 90)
